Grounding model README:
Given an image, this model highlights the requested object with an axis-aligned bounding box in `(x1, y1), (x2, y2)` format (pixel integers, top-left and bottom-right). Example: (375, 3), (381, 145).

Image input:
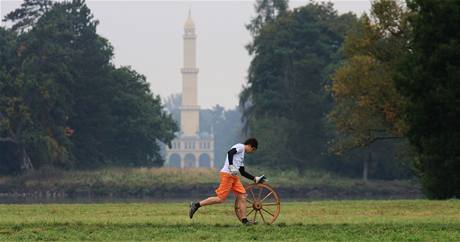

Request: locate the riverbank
(0, 167), (422, 203)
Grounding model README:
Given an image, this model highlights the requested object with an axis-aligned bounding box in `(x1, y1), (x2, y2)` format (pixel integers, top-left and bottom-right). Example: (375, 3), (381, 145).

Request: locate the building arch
(199, 153), (211, 168)
(169, 153), (181, 168)
(184, 153), (196, 168)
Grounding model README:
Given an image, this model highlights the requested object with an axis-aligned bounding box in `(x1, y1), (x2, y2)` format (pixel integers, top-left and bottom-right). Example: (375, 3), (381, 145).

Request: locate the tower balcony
(181, 68), (199, 74)
(183, 33), (196, 39)
(179, 105), (200, 111)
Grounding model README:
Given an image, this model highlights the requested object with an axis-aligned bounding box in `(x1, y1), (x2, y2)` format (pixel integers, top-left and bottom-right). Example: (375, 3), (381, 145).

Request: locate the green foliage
(246, 0), (289, 43)
(326, 0), (414, 181)
(0, 201), (459, 241)
(322, 139), (414, 180)
(0, 0), (177, 173)
(2, 0), (53, 33)
(396, 0), (460, 199)
(199, 105), (244, 168)
(164, 93), (181, 123)
(328, 0), (409, 152)
(241, 2), (358, 173)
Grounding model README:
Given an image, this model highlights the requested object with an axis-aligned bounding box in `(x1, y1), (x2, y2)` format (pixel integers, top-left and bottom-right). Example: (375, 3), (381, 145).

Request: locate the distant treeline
(0, 0), (178, 172)
(240, 0), (460, 199)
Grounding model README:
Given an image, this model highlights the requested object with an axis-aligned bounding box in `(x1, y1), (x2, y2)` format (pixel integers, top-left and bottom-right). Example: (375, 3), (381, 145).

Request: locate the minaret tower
(164, 10), (214, 169)
(180, 10), (200, 136)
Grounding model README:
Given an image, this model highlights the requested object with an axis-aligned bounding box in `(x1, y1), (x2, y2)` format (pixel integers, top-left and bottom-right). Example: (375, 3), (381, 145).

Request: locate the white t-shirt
(220, 143), (245, 174)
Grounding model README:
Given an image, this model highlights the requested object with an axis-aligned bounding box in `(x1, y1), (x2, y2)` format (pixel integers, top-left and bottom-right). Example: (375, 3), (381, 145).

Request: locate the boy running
(189, 138), (265, 225)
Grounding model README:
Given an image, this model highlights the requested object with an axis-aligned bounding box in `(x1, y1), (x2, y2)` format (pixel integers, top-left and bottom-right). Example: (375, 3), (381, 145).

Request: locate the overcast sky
(1, 0), (371, 109)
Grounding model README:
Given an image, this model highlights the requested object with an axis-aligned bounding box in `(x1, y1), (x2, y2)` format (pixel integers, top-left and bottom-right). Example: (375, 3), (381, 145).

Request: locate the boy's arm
(227, 148), (237, 165)
(238, 166), (255, 181)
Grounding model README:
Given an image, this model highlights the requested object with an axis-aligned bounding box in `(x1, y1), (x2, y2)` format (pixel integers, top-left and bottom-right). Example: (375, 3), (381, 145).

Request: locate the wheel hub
(253, 201), (262, 210)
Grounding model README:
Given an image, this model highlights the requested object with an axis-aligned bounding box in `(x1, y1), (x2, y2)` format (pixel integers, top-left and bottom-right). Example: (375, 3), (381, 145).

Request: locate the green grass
(0, 200), (459, 241)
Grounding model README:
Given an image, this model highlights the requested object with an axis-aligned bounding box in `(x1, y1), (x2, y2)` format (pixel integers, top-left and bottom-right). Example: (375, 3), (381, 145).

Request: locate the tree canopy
(396, 0), (460, 199)
(0, 0), (177, 173)
(240, 1), (358, 173)
(328, 0), (410, 153)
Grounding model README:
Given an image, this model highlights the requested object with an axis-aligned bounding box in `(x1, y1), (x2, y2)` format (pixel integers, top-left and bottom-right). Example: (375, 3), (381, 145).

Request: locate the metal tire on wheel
(234, 183), (281, 224)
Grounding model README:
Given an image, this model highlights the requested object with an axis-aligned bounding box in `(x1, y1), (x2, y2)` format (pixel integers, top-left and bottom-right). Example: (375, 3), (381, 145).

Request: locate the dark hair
(244, 138), (258, 149)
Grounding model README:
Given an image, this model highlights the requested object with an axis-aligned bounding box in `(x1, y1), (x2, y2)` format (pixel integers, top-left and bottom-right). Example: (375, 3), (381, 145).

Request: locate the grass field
(0, 200), (459, 241)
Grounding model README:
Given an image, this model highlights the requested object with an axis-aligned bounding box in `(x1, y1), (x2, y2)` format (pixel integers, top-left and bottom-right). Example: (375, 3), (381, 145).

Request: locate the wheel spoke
(260, 191), (273, 203)
(253, 208), (257, 222)
(246, 198), (254, 204)
(261, 207), (275, 217)
(249, 188), (257, 202)
(259, 210), (266, 224)
(262, 202), (278, 206)
(247, 208), (255, 217)
(258, 187), (263, 201)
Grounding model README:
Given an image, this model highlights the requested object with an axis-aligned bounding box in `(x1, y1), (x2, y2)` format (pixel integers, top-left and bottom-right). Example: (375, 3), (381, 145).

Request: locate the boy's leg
(233, 177), (254, 224)
(236, 193), (248, 219)
(236, 193), (255, 225)
(189, 172), (231, 219)
(189, 196), (226, 220)
(199, 196), (223, 206)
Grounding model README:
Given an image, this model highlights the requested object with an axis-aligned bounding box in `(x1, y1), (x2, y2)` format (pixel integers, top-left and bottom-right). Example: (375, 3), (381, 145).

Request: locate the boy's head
(244, 138), (258, 154)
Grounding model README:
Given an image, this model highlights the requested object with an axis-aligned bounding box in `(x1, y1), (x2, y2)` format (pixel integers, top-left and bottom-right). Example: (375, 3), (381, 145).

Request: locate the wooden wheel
(234, 183), (281, 224)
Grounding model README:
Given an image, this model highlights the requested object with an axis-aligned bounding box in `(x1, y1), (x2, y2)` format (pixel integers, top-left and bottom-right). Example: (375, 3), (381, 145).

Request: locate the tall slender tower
(181, 10), (200, 136)
(164, 11), (214, 169)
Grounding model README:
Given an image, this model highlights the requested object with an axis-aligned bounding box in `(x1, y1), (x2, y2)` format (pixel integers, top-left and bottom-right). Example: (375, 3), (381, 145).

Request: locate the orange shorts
(215, 172), (246, 200)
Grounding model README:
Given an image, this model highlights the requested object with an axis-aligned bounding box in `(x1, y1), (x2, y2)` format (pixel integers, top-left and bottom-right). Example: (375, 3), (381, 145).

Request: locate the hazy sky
(1, 0), (371, 109)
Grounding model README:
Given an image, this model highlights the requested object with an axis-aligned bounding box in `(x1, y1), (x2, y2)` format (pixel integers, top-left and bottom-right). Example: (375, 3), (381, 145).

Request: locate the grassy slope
(0, 200), (459, 241)
(0, 167), (418, 191)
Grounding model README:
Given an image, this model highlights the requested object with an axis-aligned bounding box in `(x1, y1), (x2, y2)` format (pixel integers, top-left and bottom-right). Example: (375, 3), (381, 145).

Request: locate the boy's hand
(229, 165), (239, 176)
(254, 175), (267, 183)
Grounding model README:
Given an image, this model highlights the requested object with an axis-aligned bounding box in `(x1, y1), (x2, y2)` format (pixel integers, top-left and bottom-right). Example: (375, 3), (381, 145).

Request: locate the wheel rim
(234, 183), (281, 224)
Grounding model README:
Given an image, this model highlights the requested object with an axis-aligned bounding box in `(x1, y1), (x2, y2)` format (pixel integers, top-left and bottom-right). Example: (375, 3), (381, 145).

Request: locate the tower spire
(185, 8), (195, 29)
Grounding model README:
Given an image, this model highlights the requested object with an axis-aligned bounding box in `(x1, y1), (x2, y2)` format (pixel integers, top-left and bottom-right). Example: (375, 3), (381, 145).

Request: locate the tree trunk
(20, 146), (34, 171)
(363, 152), (372, 183)
(298, 166), (305, 176)
(1, 112), (33, 170)
(363, 159), (368, 182)
(297, 159), (306, 176)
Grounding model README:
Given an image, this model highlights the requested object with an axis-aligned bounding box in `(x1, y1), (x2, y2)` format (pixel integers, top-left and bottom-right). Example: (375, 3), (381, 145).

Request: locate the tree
(3, 0), (53, 33)
(328, 0), (410, 181)
(0, 27), (36, 171)
(1, 0), (178, 172)
(1, 18), (72, 172)
(163, 93), (181, 124)
(240, 2), (357, 174)
(199, 105), (244, 168)
(396, 0), (460, 199)
(103, 67), (177, 166)
(7, 1), (107, 170)
(246, 0), (288, 39)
